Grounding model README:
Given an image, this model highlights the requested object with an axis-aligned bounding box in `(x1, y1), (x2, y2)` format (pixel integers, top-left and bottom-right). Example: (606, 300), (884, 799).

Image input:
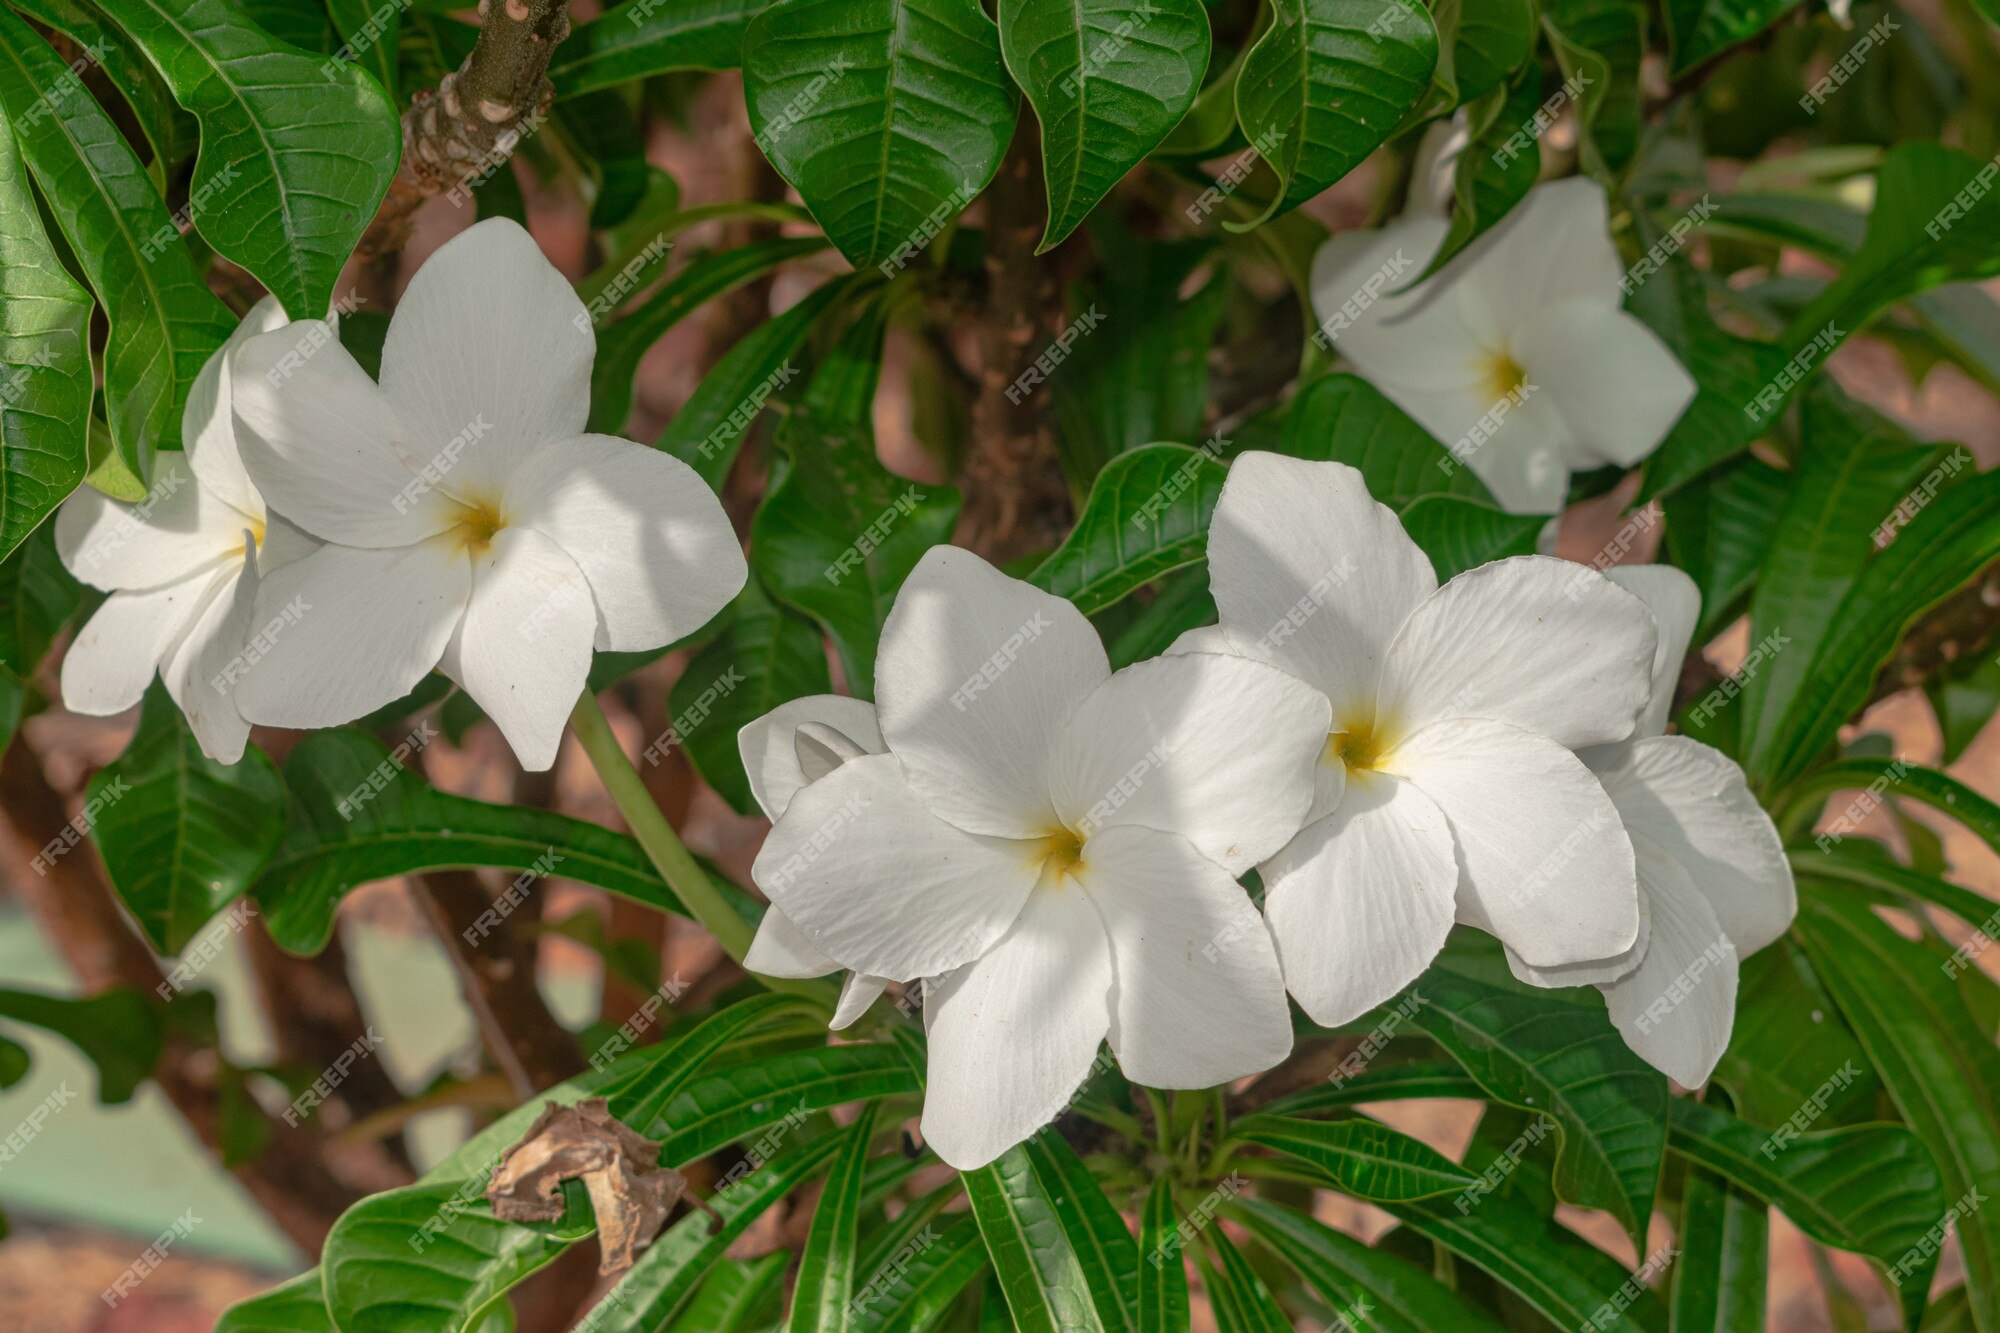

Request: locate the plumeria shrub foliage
(3, 0), (2000, 1327)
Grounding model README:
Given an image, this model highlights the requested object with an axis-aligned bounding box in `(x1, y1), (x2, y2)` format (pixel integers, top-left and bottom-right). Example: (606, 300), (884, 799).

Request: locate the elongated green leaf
(1420, 65), (1539, 279)
(0, 985), (162, 1102)
(1659, 453), (1786, 643)
(607, 992), (828, 1129)
(1023, 1131), (1138, 1330)
(1384, 1190), (1669, 1332)
(1230, 1114), (1480, 1201)
(0, 92), (90, 559)
(1716, 939), (1881, 1133)
(965, 1142), (1109, 1333)
(1260, 1059), (1483, 1119)
(787, 1104), (881, 1332)
(594, 1134), (845, 1330)
(1662, 0), (1803, 74)
(1793, 848), (2000, 936)
(853, 1210), (989, 1333)
(215, 1272), (336, 1332)
(0, 7), (233, 478)
(999, 0), (1210, 251)
(1425, 0), (1535, 109)
(661, 273), (859, 490)
(1668, 1098), (1943, 1327)
(1230, 0), (1437, 229)
(1398, 495), (1542, 581)
(651, 1044), (919, 1164)
(1228, 1197), (1507, 1332)
(744, 0), (1015, 269)
(324, 0), (398, 97)
(10, 0), (199, 183)
(1200, 1227), (1289, 1333)
(591, 235), (827, 435)
(1762, 466), (2000, 788)
(96, 0), (399, 320)
(1029, 443), (1223, 615)
(670, 1253), (789, 1331)
(752, 298), (959, 692)
(251, 729), (706, 954)
(1671, 1162), (1768, 1333)
(1792, 891), (2000, 1328)
(1539, 0), (1645, 180)
(1279, 374), (1495, 509)
(552, 0), (768, 97)
(0, 519), (80, 746)
(1402, 949), (1670, 1250)
(88, 683), (285, 953)
(1138, 1177), (1189, 1333)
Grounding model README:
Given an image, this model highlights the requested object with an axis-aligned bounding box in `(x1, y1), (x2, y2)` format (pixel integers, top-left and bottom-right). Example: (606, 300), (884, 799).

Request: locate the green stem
(569, 692), (828, 1004)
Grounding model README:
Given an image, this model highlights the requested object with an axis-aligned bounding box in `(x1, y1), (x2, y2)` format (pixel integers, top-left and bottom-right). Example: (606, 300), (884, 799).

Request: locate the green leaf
(999, 0), (1210, 251)
(1229, 0), (1438, 230)
(592, 1133), (846, 1330)
(590, 234), (827, 435)
(551, 0), (769, 98)
(852, 1210), (990, 1333)
(1760, 464), (2000, 789)
(1382, 1190), (1669, 1332)
(0, 985), (163, 1103)
(607, 992), (830, 1129)
(671, 1254), (789, 1331)
(1539, 0), (1645, 180)
(1228, 1197), (1507, 1332)
(1278, 374), (1496, 509)
(88, 683), (285, 953)
(1668, 1098), (1944, 1328)
(0, 6), (234, 479)
(215, 1272), (336, 1332)
(650, 1044), (920, 1164)
(1402, 948), (1670, 1250)
(0, 90), (91, 558)
(752, 298), (960, 692)
(1426, 0), (1536, 109)
(1787, 759), (2000, 862)
(95, 0), (400, 321)
(324, 0), (398, 97)
(1028, 442), (1223, 616)
(1022, 1130), (1138, 1330)
(1138, 1178), (1189, 1333)
(1792, 890), (2000, 1327)
(1397, 495), (1543, 581)
(1793, 848), (2000, 936)
(744, 0), (1015, 270)
(1200, 1227), (1289, 1333)
(1662, 0), (1804, 75)
(1229, 1114), (1481, 1201)
(10, 0), (199, 185)
(661, 273), (858, 491)
(1715, 939), (1881, 1133)
(666, 578), (832, 814)
(0, 487), (83, 681)
(324, 1178), (591, 1333)
(251, 728), (709, 954)
(1659, 452), (1787, 643)
(965, 1142), (1109, 1333)
(787, 1104), (881, 1332)
(1419, 65), (1540, 280)
(1670, 1161), (1768, 1333)
(1259, 1059), (1483, 1119)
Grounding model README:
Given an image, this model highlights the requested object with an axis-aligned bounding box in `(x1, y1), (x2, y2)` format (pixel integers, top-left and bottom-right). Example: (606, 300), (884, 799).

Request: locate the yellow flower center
(1479, 348), (1530, 402)
(449, 497), (507, 555)
(1327, 717), (1394, 773)
(1033, 827), (1087, 884)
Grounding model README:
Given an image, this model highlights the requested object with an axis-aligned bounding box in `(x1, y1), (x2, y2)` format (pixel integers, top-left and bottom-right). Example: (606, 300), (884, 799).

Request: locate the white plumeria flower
(224, 218), (746, 770)
(738, 693), (892, 1030)
(1508, 565), (1795, 1087)
(1310, 177), (1697, 514)
(751, 547), (1330, 1169)
(1184, 453), (1658, 1028)
(56, 298), (317, 762)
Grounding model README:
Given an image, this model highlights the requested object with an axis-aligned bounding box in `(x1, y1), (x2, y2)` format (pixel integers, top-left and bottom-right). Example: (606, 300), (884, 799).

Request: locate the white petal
(737, 695), (884, 821)
(184, 296), (290, 519)
(1206, 453), (1436, 721)
(159, 562), (258, 763)
(744, 907), (841, 979)
(380, 218), (593, 496)
(751, 752), (1040, 983)
(875, 547), (1107, 838)
(830, 974), (889, 1031)
(1587, 735), (1795, 957)
(1163, 624), (1234, 656)
(55, 458), (243, 591)
(1601, 833), (1739, 1088)
(1377, 556), (1656, 749)
(1080, 825), (1293, 1087)
(1506, 875), (1651, 989)
(1309, 216), (1487, 380)
(1050, 653), (1328, 874)
(59, 579), (205, 715)
(505, 435), (746, 652)
(1451, 177), (1625, 325)
(1389, 717), (1639, 968)
(921, 885), (1112, 1169)
(231, 327), (458, 547)
(256, 513), (321, 577)
(1449, 391), (1577, 515)
(233, 538), (470, 729)
(440, 527), (595, 773)
(1602, 564), (1701, 740)
(1262, 773), (1458, 1027)
(1514, 305), (1696, 468)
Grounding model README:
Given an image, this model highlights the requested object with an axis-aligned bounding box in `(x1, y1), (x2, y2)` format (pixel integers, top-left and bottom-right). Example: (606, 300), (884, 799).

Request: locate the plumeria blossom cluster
(745, 454), (1793, 1167)
(55, 219), (745, 770)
